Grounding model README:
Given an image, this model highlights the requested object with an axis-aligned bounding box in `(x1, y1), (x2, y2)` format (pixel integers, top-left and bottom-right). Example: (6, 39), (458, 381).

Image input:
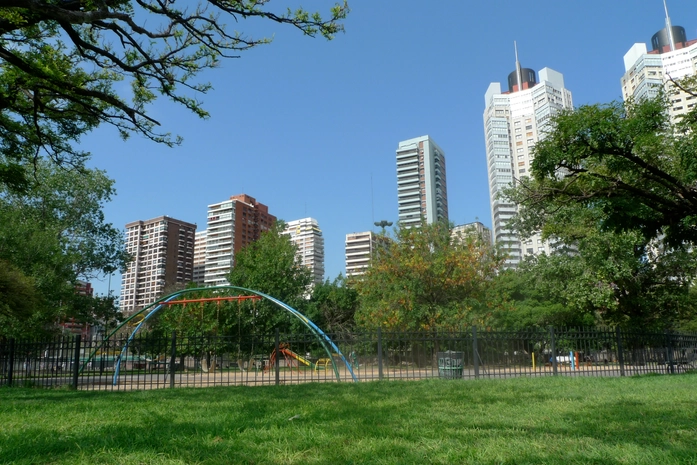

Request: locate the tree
(355, 221), (507, 331)
(488, 266), (595, 329)
(512, 88), (697, 248)
(506, 90), (697, 329)
(0, 259), (41, 335)
(307, 274), (359, 335)
(0, 161), (129, 337)
(0, 1), (349, 191)
(227, 220), (312, 333)
(492, 235), (697, 330)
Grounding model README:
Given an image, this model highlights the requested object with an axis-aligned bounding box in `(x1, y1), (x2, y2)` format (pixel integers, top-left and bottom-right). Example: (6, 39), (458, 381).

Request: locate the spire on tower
(514, 41), (523, 92)
(663, 0), (676, 51)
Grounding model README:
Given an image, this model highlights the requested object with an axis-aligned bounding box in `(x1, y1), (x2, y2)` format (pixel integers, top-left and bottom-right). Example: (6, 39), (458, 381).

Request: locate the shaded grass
(1, 374), (696, 464)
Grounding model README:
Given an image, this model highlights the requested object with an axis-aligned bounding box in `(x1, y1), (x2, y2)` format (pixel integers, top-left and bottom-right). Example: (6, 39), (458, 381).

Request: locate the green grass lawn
(1, 374), (696, 464)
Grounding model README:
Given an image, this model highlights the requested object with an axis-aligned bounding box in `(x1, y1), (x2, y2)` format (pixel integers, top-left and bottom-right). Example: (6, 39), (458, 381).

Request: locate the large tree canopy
(0, 0), (348, 190)
(506, 87), (697, 329)
(513, 88), (697, 248)
(228, 220), (312, 333)
(355, 222), (506, 331)
(0, 162), (129, 337)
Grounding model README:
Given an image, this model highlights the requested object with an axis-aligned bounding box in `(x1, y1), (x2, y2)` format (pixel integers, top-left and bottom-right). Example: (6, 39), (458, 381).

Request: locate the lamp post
(374, 220), (392, 234)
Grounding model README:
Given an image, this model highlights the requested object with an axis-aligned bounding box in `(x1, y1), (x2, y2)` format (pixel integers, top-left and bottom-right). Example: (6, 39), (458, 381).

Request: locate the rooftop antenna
(371, 173), (375, 227)
(663, 0), (676, 51)
(514, 41), (523, 92)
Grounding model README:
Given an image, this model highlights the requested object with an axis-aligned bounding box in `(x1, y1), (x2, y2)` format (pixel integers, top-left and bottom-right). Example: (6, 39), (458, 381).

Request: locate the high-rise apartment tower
(120, 216), (196, 314)
(282, 218), (325, 285)
(396, 135), (448, 227)
(204, 194), (276, 286)
(192, 229), (207, 286)
(621, 2), (697, 120)
(483, 48), (573, 268)
(345, 231), (378, 277)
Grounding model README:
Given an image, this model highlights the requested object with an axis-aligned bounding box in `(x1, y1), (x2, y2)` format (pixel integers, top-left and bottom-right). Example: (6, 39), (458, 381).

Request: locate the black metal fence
(2, 327), (696, 390)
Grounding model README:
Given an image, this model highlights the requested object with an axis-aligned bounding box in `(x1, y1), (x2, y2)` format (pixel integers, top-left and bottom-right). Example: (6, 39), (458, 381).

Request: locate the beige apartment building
(120, 216), (196, 315)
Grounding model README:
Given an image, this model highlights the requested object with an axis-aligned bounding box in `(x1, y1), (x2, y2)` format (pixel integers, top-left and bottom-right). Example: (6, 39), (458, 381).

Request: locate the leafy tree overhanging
(0, 0), (349, 190)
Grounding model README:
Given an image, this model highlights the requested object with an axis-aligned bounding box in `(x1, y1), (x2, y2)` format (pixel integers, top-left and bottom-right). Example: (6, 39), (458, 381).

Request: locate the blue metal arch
(105, 286), (358, 384)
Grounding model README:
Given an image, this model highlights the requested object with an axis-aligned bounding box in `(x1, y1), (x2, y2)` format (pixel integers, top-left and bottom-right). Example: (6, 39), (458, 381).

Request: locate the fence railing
(2, 327), (696, 390)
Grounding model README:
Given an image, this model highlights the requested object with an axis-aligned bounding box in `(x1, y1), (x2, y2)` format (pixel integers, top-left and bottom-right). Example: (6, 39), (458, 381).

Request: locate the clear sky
(83, 0), (697, 296)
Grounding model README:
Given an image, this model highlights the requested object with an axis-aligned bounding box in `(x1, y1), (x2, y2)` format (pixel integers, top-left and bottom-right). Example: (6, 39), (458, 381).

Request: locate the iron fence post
(72, 334), (81, 389)
(274, 329), (280, 386)
(169, 331), (176, 388)
(666, 330), (675, 375)
(550, 327), (558, 376)
(7, 338), (15, 387)
(473, 326), (479, 379)
(377, 327), (384, 380)
(615, 327), (625, 376)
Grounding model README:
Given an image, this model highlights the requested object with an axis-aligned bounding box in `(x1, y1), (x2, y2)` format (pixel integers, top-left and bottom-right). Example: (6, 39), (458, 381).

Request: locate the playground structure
(265, 343), (325, 373)
(80, 286), (358, 384)
(265, 343), (355, 373)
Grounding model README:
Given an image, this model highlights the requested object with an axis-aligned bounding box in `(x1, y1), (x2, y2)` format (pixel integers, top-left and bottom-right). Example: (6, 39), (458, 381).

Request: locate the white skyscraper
(396, 135), (448, 227)
(483, 50), (573, 268)
(621, 4), (697, 120)
(282, 218), (325, 285)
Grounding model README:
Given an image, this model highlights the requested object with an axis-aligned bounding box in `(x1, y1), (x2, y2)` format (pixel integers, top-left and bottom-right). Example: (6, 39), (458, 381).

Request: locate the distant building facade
(192, 229), (207, 286)
(346, 231), (387, 277)
(396, 135), (449, 227)
(120, 216), (196, 314)
(282, 218), (325, 285)
(483, 52), (573, 268)
(452, 222), (492, 247)
(621, 7), (697, 121)
(204, 194), (276, 286)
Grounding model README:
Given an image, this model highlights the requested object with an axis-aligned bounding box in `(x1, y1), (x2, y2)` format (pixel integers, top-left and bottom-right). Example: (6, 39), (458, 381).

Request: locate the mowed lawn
(1, 374), (696, 464)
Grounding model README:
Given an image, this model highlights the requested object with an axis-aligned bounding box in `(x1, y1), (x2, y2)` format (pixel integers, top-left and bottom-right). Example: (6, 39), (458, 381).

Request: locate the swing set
(157, 294), (261, 373)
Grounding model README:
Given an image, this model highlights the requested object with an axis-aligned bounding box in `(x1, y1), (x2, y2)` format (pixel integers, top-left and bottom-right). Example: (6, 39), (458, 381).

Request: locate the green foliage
(489, 266), (595, 329)
(307, 274), (359, 335)
(507, 88), (697, 329)
(0, 259), (41, 334)
(355, 221), (507, 331)
(0, 161), (128, 337)
(228, 221), (312, 333)
(512, 87), (697, 247)
(0, 0), (349, 190)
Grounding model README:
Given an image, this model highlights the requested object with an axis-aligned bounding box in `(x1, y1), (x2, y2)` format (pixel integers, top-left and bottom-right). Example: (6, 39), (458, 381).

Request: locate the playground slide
(283, 348), (315, 369)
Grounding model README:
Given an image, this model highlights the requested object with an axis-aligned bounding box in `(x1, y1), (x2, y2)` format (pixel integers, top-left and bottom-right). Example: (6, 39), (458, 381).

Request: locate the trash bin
(437, 351), (464, 379)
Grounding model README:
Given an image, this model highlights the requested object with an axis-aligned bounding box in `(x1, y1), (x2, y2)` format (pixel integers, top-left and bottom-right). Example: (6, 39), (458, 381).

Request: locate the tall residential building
(204, 194), (276, 287)
(621, 4), (697, 120)
(483, 50), (573, 268)
(396, 135), (449, 227)
(345, 231), (376, 277)
(452, 222), (492, 247)
(192, 229), (207, 286)
(282, 218), (325, 285)
(120, 216), (196, 314)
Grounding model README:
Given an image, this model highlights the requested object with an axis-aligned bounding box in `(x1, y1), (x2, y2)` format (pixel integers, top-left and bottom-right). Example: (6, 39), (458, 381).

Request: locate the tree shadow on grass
(1, 376), (696, 464)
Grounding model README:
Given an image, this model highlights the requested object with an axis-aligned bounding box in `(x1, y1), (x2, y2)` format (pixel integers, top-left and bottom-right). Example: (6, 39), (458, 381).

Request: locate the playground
(3, 287), (696, 390)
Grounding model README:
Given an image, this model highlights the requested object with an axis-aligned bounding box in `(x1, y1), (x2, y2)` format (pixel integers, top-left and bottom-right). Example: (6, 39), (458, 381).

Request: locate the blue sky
(83, 0), (697, 296)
